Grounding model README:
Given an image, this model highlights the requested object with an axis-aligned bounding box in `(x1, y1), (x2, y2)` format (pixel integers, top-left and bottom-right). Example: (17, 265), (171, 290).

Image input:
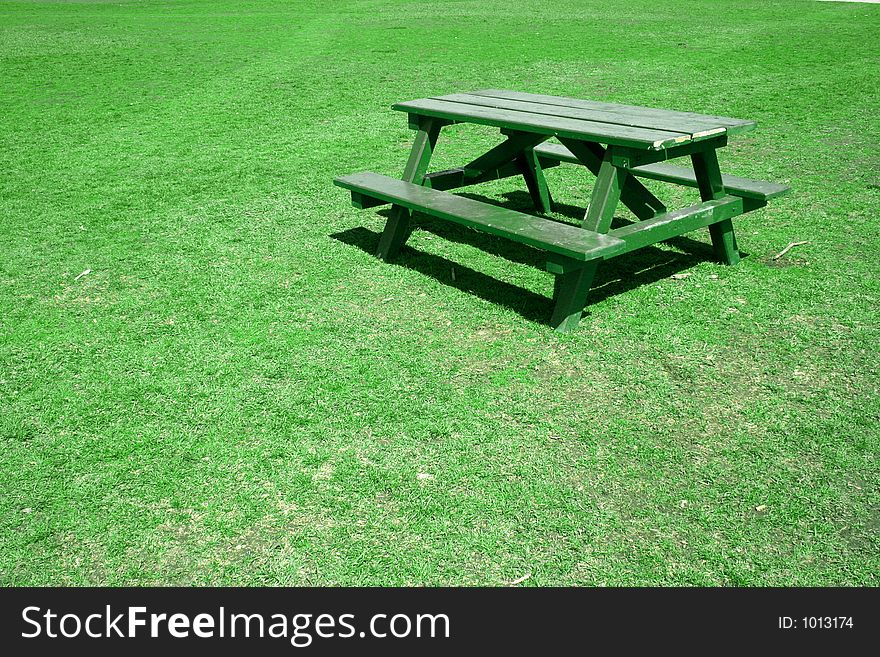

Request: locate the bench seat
(334, 172), (626, 262)
(534, 142), (790, 201)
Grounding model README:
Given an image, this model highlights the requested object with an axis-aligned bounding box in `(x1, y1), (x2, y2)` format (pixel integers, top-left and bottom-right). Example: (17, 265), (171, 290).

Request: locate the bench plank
(472, 89), (756, 136)
(392, 98), (693, 150)
(436, 93), (727, 140)
(334, 172), (626, 262)
(534, 143), (790, 200)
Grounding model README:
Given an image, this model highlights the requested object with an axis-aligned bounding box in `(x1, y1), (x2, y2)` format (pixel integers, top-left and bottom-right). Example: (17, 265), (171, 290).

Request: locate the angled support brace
(466, 131), (552, 212)
(463, 131), (549, 177)
(558, 138), (667, 221)
(419, 131), (553, 212)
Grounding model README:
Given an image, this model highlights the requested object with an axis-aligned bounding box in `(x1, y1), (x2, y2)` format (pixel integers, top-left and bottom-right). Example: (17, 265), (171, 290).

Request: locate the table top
(394, 89), (756, 151)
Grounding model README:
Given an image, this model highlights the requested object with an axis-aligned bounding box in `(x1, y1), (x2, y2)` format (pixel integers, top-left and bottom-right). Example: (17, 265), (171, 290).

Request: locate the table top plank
(393, 98), (693, 150)
(472, 89), (757, 136)
(437, 93), (728, 140)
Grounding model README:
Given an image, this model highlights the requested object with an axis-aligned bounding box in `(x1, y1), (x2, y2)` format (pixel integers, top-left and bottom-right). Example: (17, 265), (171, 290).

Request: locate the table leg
(692, 149), (740, 265)
(581, 146), (628, 233)
(548, 145), (628, 331)
(557, 138), (666, 220)
(376, 117), (443, 261)
(518, 146), (553, 214)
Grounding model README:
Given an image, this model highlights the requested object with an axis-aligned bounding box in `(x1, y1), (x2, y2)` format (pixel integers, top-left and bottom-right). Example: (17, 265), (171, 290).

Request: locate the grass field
(1, 0), (878, 586)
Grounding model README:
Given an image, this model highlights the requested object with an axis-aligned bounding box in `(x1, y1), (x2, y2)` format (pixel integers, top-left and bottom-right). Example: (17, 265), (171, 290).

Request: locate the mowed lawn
(1, 0), (877, 586)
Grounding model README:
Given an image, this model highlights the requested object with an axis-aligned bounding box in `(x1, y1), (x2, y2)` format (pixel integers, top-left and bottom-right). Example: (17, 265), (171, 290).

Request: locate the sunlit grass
(0, 0), (877, 585)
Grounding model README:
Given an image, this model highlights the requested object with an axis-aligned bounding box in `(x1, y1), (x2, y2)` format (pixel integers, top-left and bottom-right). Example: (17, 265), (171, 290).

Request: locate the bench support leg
(549, 261), (599, 333)
(692, 149), (740, 265)
(376, 118), (442, 260)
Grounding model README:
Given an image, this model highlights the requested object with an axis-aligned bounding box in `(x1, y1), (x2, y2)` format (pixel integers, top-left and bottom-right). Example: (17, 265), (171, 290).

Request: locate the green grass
(1, 0), (877, 586)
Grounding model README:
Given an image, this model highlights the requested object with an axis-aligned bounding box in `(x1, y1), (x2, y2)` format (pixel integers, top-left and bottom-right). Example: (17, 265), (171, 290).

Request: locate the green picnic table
(335, 89), (790, 332)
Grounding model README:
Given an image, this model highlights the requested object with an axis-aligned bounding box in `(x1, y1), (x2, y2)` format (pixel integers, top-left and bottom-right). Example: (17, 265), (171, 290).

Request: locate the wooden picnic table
(335, 90), (790, 331)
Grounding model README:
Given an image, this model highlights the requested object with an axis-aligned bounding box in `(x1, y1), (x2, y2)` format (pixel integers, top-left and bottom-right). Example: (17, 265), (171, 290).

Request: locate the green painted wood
(608, 196), (743, 254)
(621, 136), (730, 166)
(581, 147), (627, 233)
(742, 197), (769, 212)
(545, 254), (584, 274)
(692, 149), (725, 200)
(334, 172), (626, 262)
(692, 149), (740, 265)
(471, 89), (757, 136)
(350, 191), (383, 209)
(463, 130), (554, 213)
(393, 99), (693, 150)
(463, 131), (549, 177)
(641, 162), (788, 199)
(452, 131), (554, 212)
(423, 159), (534, 191)
(518, 147), (553, 213)
(436, 93), (728, 141)
(550, 260), (598, 333)
(423, 167), (468, 190)
(375, 117), (442, 260)
(534, 142), (790, 200)
(557, 138), (666, 220)
(708, 218), (740, 265)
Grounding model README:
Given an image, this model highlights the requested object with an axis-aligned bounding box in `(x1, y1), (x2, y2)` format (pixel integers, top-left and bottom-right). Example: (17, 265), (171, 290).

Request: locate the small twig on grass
(508, 573), (532, 586)
(772, 241), (809, 261)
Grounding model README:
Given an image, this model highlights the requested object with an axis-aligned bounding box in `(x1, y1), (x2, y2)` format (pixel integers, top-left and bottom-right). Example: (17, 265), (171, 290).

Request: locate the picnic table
(335, 90), (790, 332)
